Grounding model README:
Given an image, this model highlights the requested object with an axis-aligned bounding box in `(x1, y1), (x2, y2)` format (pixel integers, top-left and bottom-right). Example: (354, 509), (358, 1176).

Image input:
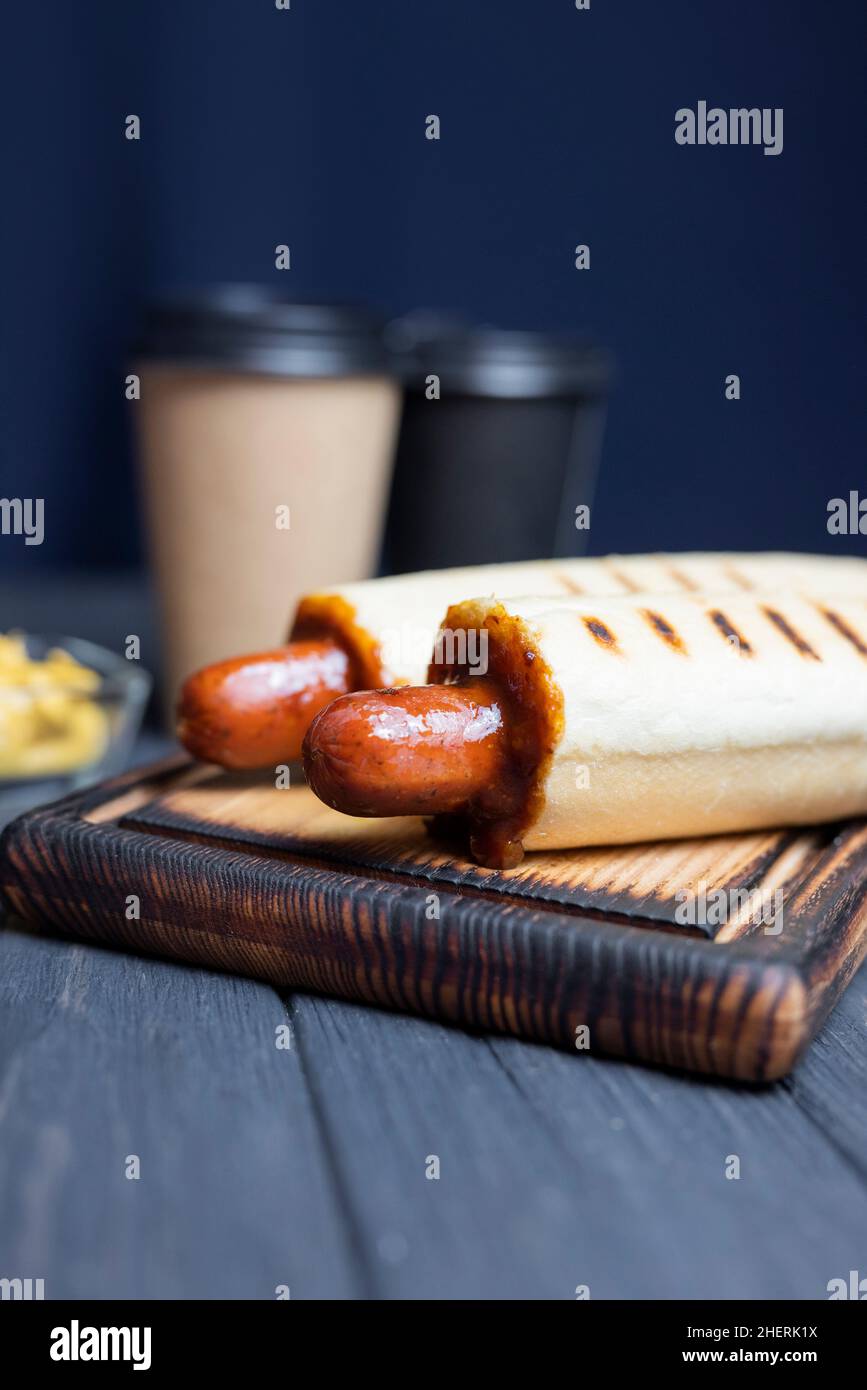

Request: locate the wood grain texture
(286, 986), (867, 1298)
(4, 916), (866, 1299)
(782, 943), (867, 1180)
(1, 759), (866, 1082)
(0, 920), (360, 1299)
(131, 767), (808, 931)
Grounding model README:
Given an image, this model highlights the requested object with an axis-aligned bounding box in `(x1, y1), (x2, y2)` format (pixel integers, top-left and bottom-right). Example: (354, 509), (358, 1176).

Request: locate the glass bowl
(0, 634), (152, 806)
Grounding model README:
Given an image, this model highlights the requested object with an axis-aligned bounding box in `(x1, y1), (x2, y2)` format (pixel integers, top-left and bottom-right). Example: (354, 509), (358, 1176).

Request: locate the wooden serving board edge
(1, 760), (866, 1083)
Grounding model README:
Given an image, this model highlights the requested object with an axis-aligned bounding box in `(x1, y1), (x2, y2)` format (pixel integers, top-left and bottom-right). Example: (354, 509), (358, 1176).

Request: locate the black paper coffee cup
(382, 320), (612, 573)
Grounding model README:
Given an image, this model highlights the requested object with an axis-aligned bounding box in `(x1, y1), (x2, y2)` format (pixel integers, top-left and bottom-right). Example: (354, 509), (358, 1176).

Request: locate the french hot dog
(177, 641), (351, 770)
(179, 552), (867, 767)
(303, 589), (867, 868)
(303, 681), (514, 817)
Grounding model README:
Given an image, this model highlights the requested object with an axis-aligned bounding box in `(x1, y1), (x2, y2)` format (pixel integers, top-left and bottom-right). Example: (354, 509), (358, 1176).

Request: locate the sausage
(177, 640), (351, 768)
(302, 680), (515, 817)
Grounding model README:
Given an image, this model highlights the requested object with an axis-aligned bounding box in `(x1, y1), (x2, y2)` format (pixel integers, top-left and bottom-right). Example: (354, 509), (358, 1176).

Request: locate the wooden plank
(2, 761), (866, 1080)
(0, 920), (362, 1300)
(131, 770), (809, 929)
(783, 953), (867, 1180)
(0, 804), (809, 1081)
(288, 983), (867, 1299)
(3, 915), (865, 1301)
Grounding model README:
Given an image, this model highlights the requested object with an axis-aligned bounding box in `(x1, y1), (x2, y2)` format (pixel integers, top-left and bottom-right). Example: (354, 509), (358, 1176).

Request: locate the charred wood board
(1, 757), (866, 1082)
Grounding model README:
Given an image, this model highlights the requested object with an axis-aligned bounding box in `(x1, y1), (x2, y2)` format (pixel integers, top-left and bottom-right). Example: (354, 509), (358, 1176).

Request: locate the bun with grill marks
(292, 551), (867, 688)
(430, 589), (867, 864)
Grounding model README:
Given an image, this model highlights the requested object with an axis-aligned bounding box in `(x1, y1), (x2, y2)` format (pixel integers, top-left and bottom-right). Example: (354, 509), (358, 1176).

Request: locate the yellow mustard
(0, 635), (109, 776)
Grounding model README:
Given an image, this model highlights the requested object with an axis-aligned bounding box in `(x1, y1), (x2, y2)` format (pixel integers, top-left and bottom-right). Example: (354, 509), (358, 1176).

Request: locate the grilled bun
(431, 589), (867, 860)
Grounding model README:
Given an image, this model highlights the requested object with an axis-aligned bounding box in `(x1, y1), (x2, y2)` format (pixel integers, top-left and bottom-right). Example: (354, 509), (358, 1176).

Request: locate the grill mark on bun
(607, 565), (642, 593)
(582, 616), (620, 651)
(820, 606), (867, 658)
(668, 566), (699, 592)
(724, 565), (754, 591)
(708, 609), (753, 655)
(557, 572), (584, 595)
(762, 606), (820, 660)
(642, 609), (687, 653)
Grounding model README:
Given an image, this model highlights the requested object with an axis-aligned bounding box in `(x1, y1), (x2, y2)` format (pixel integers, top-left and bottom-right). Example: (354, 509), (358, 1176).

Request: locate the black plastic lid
(387, 315), (613, 399)
(135, 286), (397, 379)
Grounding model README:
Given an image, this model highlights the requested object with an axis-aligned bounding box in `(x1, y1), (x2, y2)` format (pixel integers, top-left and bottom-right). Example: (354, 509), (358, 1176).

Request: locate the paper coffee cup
(383, 320), (611, 573)
(134, 289), (401, 712)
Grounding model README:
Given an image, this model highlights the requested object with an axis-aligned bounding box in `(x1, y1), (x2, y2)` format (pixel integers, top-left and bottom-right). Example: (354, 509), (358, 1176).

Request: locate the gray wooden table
(0, 582), (865, 1299)
(1, 880), (865, 1300)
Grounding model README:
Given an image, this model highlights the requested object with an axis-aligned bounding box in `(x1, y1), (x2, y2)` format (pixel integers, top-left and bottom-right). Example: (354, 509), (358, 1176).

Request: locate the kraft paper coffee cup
(382, 320), (611, 573)
(134, 289), (401, 713)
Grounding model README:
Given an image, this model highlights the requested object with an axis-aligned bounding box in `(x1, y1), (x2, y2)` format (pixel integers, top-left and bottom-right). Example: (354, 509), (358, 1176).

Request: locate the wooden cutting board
(2, 756), (866, 1082)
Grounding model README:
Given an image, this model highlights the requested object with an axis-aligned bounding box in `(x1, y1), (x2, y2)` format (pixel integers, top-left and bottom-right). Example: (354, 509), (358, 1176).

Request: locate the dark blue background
(2, 0), (864, 571)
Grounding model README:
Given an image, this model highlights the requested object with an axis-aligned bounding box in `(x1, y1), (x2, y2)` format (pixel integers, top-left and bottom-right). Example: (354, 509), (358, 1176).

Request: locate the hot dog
(178, 641), (350, 770)
(179, 552), (867, 767)
(303, 589), (867, 868)
(303, 680), (515, 817)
